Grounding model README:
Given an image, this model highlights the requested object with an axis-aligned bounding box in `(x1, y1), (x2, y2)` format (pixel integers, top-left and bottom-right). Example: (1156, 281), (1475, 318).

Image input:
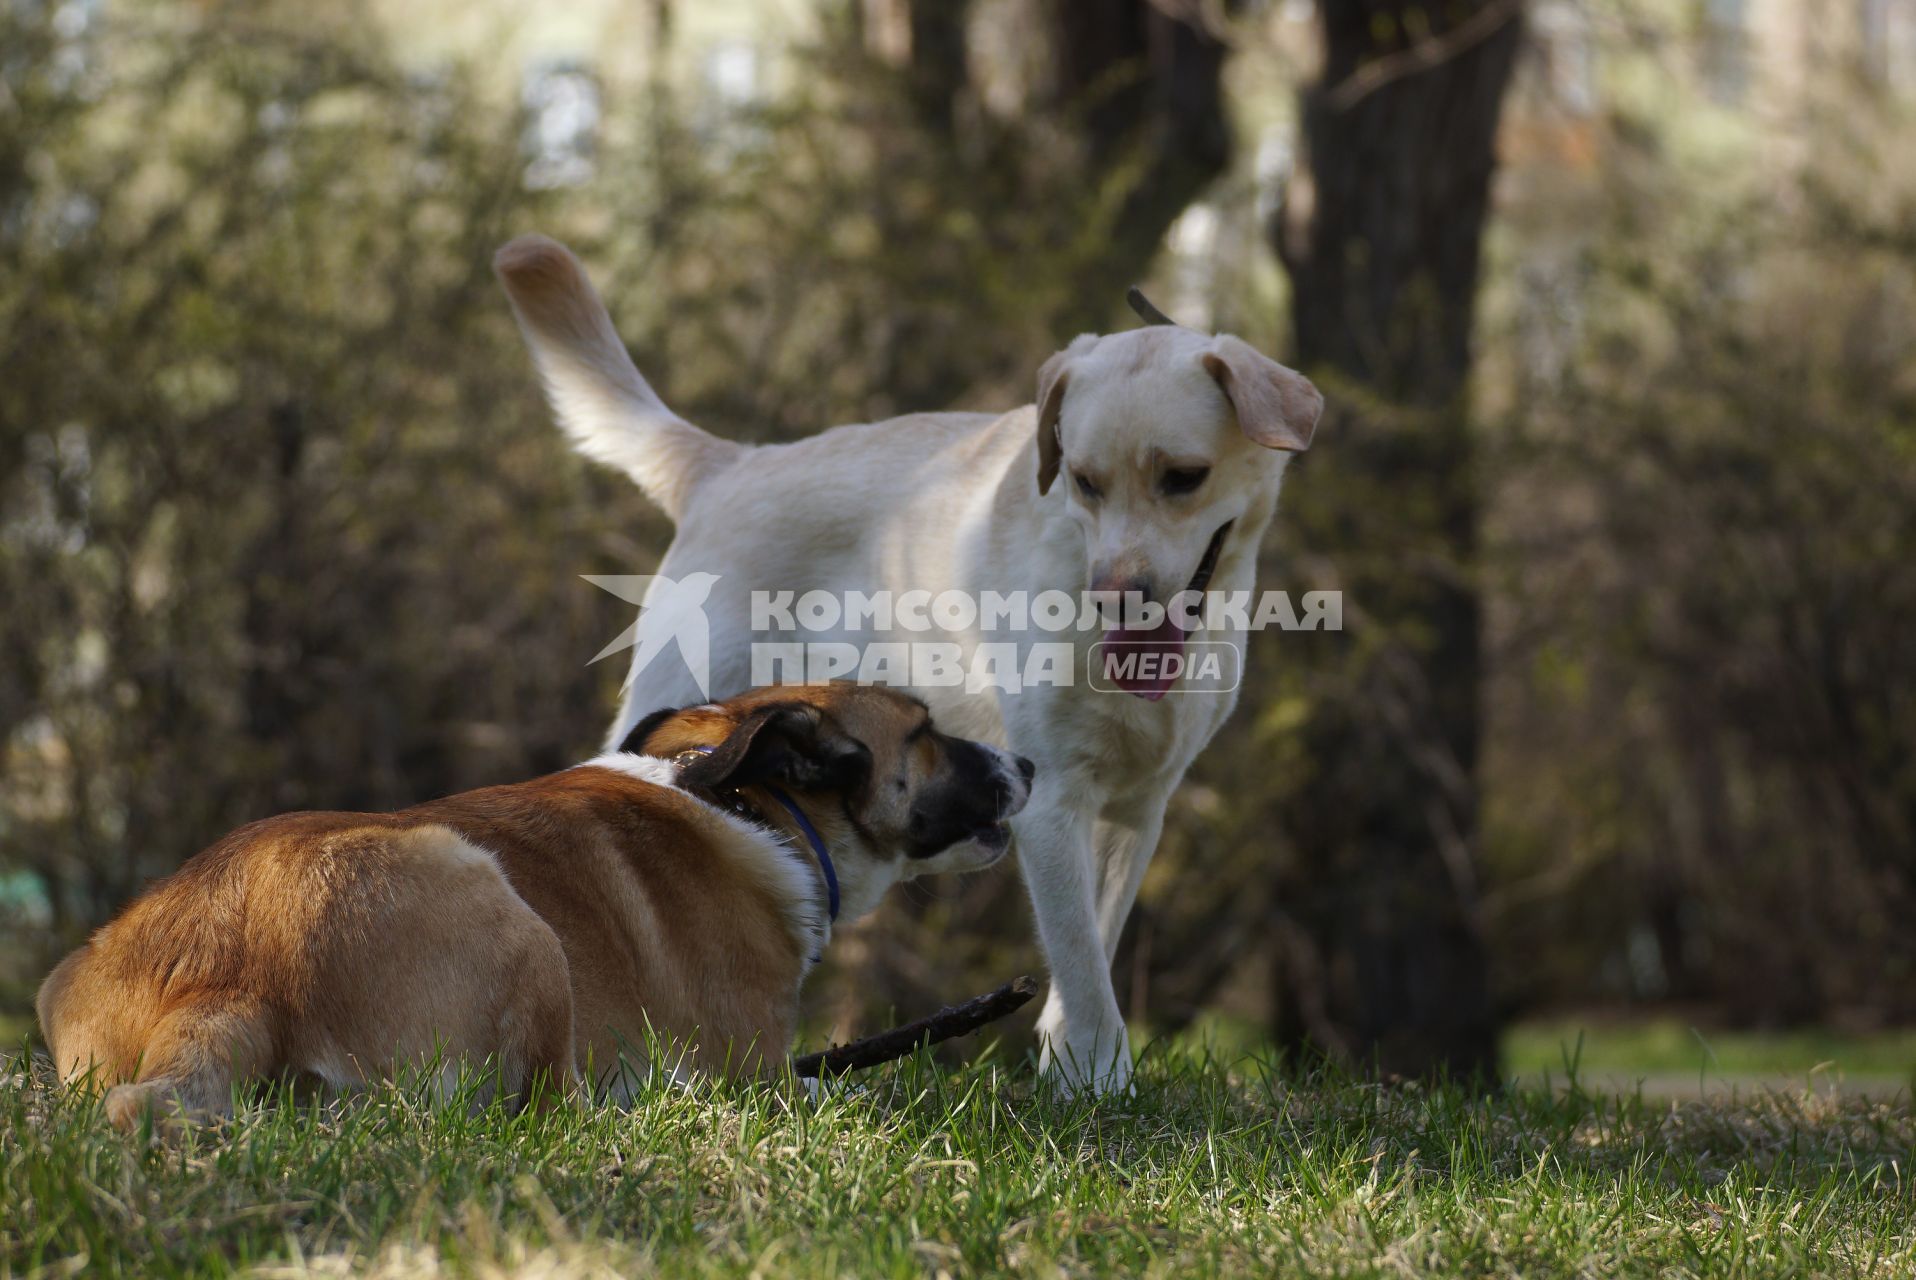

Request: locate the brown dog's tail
(493, 235), (742, 523)
(35, 945), (119, 1087)
(96, 997), (275, 1132)
(38, 935), (272, 1130)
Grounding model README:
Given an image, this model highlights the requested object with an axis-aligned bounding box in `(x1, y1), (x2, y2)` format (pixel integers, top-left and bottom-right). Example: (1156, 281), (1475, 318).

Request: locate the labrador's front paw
(795, 1072), (869, 1107)
(1036, 1006), (1134, 1097)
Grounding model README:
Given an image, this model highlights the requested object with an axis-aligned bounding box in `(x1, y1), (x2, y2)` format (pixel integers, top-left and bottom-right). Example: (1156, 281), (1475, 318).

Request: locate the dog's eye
(1072, 471), (1103, 501)
(1160, 466), (1210, 496)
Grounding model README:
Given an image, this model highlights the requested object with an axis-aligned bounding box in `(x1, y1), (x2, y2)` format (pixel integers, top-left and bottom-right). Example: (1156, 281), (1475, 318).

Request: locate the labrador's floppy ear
(677, 703), (871, 796)
(1201, 334), (1323, 453)
(1034, 334), (1097, 496)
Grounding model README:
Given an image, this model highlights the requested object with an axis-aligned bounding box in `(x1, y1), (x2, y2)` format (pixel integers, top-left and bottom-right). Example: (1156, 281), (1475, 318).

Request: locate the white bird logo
(581, 571), (722, 699)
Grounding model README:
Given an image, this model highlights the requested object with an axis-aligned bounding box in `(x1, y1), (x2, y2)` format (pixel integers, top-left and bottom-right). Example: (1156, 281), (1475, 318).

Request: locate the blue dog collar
(684, 746), (840, 923)
(762, 785), (841, 922)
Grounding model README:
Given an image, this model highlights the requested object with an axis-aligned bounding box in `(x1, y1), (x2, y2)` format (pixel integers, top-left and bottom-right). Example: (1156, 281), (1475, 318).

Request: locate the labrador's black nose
(1015, 756), (1037, 784)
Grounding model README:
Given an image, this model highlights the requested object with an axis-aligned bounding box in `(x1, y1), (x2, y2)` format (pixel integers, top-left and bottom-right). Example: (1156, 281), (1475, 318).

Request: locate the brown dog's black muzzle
(905, 737), (1028, 858)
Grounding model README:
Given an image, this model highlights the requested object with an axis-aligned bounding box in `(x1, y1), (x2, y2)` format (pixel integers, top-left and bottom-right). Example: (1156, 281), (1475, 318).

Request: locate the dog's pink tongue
(1100, 618), (1188, 701)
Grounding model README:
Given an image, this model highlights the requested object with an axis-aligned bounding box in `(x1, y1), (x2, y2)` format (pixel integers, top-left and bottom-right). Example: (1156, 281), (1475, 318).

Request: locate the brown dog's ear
(617, 705), (681, 755)
(1201, 335), (1323, 453)
(678, 703), (871, 796)
(1035, 335), (1097, 495)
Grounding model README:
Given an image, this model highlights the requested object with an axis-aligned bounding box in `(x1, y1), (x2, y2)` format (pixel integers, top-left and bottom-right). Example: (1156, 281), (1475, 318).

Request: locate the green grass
(0, 1014), (30, 1050)
(5, 1045), (1913, 1279)
(1508, 1018), (1916, 1092)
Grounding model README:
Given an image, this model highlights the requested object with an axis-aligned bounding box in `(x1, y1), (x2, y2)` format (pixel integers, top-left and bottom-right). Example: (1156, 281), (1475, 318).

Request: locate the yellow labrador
(496, 235), (1321, 1091)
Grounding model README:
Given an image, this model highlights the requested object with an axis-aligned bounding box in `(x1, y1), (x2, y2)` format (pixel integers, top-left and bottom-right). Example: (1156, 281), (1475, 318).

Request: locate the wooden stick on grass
(791, 976), (1041, 1079)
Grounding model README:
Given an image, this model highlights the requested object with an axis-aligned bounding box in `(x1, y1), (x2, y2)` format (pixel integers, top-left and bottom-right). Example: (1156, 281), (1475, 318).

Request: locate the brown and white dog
(36, 684), (1032, 1130)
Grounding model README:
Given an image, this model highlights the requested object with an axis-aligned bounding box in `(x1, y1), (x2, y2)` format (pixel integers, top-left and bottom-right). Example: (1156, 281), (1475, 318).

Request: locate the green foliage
(1479, 42), (1916, 1023)
(1507, 1018), (1916, 1087)
(5, 1050), (1913, 1278)
(0, 0), (1162, 1036)
(3, 0), (1915, 1060)
(0, 5), (624, 963)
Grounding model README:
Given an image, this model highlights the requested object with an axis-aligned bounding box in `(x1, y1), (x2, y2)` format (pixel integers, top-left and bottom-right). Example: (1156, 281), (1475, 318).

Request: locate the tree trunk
(904, 0), (972, 140)
(1270, 0), (1524, 1081)
(1045, 0), (1233, 332)
(891, 0), (1234, 330)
